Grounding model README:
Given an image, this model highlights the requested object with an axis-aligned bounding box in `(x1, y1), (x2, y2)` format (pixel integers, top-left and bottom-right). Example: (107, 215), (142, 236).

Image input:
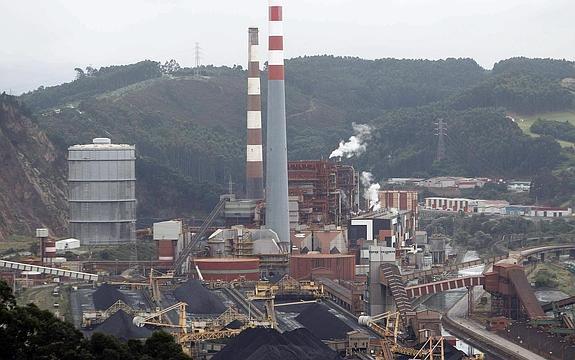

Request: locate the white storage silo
(68, 138), (136, 245)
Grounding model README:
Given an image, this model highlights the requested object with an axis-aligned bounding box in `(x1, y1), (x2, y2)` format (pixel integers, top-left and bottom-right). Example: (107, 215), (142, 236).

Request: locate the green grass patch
(528, 262), (575, 296)
(512, 110), (575, 147)
(0, 235), (36, 253)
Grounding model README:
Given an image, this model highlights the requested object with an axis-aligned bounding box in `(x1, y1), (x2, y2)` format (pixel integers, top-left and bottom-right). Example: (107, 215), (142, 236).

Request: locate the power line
(194, 42), (201, 77)
(434, 118), (447, 162)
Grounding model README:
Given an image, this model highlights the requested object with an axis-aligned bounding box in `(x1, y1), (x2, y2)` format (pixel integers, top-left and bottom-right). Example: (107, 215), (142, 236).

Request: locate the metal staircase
(380, 263), (412, 315)
(173, 196), (230, 274)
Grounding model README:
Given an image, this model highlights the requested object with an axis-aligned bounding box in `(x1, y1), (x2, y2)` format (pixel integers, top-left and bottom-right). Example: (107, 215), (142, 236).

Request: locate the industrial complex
(3, 2), (575, 360)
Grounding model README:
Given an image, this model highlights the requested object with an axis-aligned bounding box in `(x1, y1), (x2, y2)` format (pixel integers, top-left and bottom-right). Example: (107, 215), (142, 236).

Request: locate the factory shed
(290, 253), (355, 281)
(55, 238), (80, 251)
(194, 258), (260, 282)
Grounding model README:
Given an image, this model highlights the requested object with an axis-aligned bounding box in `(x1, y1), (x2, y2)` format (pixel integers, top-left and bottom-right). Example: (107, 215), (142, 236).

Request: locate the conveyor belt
(542, 295), (575, 312)
(0, 259), (99, 281)
(507, 268), (545, 319)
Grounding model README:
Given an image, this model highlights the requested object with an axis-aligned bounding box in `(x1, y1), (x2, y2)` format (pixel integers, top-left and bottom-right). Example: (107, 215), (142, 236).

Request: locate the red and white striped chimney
(246, 28), (264, 200)
(268, 1), (284, 81)
(265, 0), (290, 249)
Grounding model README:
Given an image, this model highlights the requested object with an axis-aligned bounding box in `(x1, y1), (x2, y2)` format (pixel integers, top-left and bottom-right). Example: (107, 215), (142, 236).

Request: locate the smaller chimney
(245, 27), (264, 200)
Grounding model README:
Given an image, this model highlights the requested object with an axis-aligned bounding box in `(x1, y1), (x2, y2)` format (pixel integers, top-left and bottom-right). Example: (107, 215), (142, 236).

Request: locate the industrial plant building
(348, 210), (416, 250)
(290, 227), (348, 254)
(287, 160), (358, 228)
(378, 190), (419, 229)
(68, 138), (136, 245)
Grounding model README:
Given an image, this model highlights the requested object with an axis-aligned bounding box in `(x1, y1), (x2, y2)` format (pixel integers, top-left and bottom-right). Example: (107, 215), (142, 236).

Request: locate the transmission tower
(435, 118), (447, 162)
(194, 42), (201, 77)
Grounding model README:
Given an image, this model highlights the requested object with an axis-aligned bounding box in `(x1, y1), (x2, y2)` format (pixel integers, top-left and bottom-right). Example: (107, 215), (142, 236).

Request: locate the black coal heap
(92, 310), (151, 341)
(212, 327), (341, 360)
(92, 283), (128, 310)
(295, 303), (352, 340)
(174, 279), (226, 314)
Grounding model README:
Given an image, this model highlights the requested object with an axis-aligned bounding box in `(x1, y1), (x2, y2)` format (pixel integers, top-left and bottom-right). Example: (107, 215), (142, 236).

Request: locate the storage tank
(68, 138), (136, 245)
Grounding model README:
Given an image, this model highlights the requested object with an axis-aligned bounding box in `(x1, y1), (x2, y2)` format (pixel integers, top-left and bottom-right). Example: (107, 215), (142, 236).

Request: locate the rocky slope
(0, 94), (67, 240)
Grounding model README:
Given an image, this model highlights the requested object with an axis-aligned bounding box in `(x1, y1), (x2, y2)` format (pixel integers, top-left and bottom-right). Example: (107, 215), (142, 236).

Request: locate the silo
(68, 138), (136, 245)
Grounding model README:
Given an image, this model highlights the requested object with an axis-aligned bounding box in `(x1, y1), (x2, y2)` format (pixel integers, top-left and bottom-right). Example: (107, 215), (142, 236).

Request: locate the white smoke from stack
(329, 123), (372, 159)
(360, 171), (380, 211)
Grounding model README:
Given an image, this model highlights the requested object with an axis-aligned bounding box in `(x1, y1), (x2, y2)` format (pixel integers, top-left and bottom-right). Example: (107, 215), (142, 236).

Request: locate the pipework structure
(265, 0), (290, 251)
(246, 28), (264, 200)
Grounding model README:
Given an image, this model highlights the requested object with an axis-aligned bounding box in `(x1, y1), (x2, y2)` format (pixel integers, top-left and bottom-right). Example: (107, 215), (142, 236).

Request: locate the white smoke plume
(329, 123), (372, 159)
(360, 171), (380, 211)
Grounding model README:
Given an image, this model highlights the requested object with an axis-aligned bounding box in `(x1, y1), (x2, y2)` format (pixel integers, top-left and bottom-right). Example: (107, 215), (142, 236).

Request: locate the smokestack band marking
(265, 0), (290, 249)
(246, 27), (264, 200)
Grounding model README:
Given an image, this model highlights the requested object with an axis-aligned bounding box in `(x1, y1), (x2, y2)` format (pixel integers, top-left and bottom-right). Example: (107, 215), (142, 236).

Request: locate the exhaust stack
(246, 27), (264, 200)
(265, 0), (290, 250)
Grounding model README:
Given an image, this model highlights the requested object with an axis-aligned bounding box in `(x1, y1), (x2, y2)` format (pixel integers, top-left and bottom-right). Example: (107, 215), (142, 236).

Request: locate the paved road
(446, 287), (548, 360)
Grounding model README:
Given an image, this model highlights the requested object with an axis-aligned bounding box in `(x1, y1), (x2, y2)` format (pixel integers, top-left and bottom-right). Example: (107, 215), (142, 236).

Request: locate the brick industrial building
(288, 160), (357, 227)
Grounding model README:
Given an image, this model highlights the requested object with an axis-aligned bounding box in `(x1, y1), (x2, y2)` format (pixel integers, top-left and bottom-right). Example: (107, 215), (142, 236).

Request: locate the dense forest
(17, 56), (575, 215)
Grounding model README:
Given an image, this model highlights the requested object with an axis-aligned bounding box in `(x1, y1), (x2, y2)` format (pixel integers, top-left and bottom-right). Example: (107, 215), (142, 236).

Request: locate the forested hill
(17, 56), (575, 219)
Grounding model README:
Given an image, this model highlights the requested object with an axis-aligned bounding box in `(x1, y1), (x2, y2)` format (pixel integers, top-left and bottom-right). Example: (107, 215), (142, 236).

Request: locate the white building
(529, 207), (572, 218)
(424, 197), (472, 213)
(507, 181), (531, 192)
(471, 200), (510, 215)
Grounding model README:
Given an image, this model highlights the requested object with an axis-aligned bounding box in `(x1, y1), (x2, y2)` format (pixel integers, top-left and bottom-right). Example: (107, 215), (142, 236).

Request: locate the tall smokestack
(265, 0), (290, 250)
(246, 28), (264, 200)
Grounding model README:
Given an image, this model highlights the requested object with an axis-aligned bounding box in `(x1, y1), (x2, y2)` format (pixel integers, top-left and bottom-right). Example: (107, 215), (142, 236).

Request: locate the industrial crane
(134, 302), (188, 332)
(358, 311), (400, 342)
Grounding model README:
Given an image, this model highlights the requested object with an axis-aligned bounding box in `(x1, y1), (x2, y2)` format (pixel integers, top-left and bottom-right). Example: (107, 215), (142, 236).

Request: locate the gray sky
(1, 0), (574, 94)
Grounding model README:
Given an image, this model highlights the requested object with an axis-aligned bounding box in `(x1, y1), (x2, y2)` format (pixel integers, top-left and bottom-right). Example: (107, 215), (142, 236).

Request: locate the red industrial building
(290, 253), (355, 281)
(378, 190), (419, 224)
(194, 258), (260, 282)
(288, 160), (357, 227)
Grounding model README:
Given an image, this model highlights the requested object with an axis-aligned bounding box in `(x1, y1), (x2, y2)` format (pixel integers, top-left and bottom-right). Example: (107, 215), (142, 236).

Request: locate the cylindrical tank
(68, 138), (136, 245)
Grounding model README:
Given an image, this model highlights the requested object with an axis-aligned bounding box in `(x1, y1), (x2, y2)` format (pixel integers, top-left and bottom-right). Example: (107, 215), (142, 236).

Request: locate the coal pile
(295, 303), (352, 340)
(92, 283), (128, 310)
(92, 310), (151, 341)
(174, 279), (226, 314)
(223, 319), (244, 329)
(211, 327), (341, 360)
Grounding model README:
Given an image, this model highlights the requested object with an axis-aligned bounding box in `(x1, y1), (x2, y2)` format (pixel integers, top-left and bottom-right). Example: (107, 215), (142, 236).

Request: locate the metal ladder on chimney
(173, 196), (231, 274)
(380, 263), (412, 316)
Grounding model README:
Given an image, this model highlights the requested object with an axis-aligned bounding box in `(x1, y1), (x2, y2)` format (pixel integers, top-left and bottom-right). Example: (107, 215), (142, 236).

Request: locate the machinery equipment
(358, 311), (400, 342)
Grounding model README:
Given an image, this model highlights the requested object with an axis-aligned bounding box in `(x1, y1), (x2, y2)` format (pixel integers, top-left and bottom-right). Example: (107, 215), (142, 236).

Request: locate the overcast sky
(1, 0), (574, 94)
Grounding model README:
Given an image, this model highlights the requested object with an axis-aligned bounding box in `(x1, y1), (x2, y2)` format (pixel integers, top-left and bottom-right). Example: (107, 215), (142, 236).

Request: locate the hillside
(0, 94), (67, 240)
(11, 56), (575, 232)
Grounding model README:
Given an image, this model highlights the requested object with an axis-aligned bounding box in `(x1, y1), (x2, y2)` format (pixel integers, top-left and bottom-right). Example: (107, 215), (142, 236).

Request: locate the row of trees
(451, 74), (574, 114)
(21, 61), (163, 111)
(0, 281), (189, 360)
(531, 118), (575, 143)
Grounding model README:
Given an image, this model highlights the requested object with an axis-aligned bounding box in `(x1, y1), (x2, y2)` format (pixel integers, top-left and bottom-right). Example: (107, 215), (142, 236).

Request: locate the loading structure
(483, 262), (545, 320)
